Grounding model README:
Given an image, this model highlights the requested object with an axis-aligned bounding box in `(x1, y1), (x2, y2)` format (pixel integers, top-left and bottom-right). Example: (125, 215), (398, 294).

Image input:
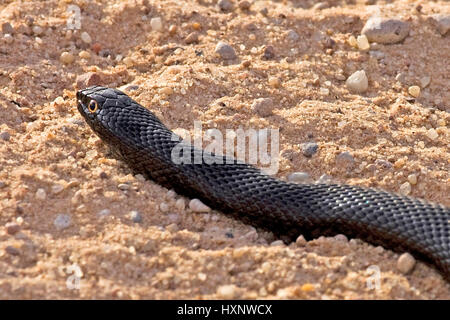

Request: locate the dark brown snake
(77, 86), (450, 280)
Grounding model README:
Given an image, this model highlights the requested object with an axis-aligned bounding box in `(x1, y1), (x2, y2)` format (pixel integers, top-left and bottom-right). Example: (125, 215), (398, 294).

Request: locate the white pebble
(54, 214), (71, 230)
(159, 202), (169, 212)
(287, 172), (310, 183)
(4, 34), (13, 44)
(189, 199), (211, 213)
(361, 17), (409, 44)
(356, 34), (370, 50)
(175, 198), (186, 211)
(426, 128), (439, 140)
(117, 183), (130, 190)
(399, 182), (411, 196)
(80, 31), (92, 44)
(150, 17), (163, 31)
(346, 70), (368, 93)
(51, 184), (64, 194)
(35, 188), (46, 200)
(407, 174), (417, 185)
(270, 240), (284, 246)
(217, 284), (238, 299)
(32, 25), (43, 35)
(98, 209), (111, 216)
(295, 235), (307, 246)
(130, 210), (142, 223)
(397, 253), (416, 274)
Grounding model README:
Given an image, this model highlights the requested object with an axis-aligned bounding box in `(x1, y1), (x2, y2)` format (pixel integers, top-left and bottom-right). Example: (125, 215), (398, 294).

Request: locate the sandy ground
(0, 0), (449, 299)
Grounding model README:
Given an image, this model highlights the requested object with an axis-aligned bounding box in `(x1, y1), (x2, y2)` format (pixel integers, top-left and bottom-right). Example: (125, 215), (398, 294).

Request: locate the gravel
(215, 41), (237, 60)
(397, 253), (416, 274)
(189, 199), (211, 213)
(300, 142), (318, 157)
(361, 17), (409, 44)
(54, 213), (71, 230)
(346, 70), (368, 93)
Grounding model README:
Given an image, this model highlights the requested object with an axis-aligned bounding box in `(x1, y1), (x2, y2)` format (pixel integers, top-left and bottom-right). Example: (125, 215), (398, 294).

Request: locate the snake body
(77, 86), (450, 279)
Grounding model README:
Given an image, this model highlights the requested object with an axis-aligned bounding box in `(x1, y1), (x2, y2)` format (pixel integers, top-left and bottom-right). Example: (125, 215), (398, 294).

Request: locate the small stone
(287, 172), (310, 183)
(168, 24), (177, 35)
(361, 17), (409, 44)
(0, 131), (10, 141)
(313, 2), (329, 10)
(150, 17), (163, 32)
(185, 32), (199, 44)
(35, 188), (46, 200)
(79, 50), (91, 59)
(217, 284), (238, 299)
(218, 0), (234, 11)
(135, 174), (146, 182)
(270, 240), (284, 246)
(117, 183), (130, 190)
(375, 159), (393, 169)
(5, 222), (20, 235)
(426, 128), (439, 140)
(346, 70), (368, 94)
(286, 30), (299, 41)
(54, 214), (71, 230)
(215, 41), (237, 60)
(295, 235), (307, 246)
(238, 1), (251, 10)
(336, 151), (355, 168)
(76, 72), (102, 89)
(251, 98), (273, 117)
(357, 34), (370, 50)
(316, 174), (332, 184)
(98, 209), (111, 216)
(3, 34), (13, 44)
(189, 199), (211, 213)
(399, 182), (412, 196)
(300, 142), (318, 157)
(175, 198), (186, 211)
(431, 15), (450, 36)
(259, 7), (268, 16)
(262, 45), (275, 60)
(60, 51), (75, 64)
(159, 87), (174, 96)
(334, 234), (348, 242)
(123, 57), (134, 68)
(397, 253), (416, 274)
(80, 31), (92, 44)
(50, 184), (64, 195)
(130, 210), (142, 223)
(268, 77), (280, 88)
(407, 174), (417, 185)
(347, 35), (357, 47)
(159, 202), (169, 212)
(419, 76), (431, 88)
(32, 25), (43, 35)
(408, 85), (420, 98)
(369, 50), (385, 59)
(0, 181), (5, 188)
(5, 246), (20, 256)
(2, 22), (14, 34)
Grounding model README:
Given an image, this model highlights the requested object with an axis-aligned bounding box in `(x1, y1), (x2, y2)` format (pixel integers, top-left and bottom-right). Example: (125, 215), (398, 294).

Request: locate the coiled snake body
(77, 86), (450, 279)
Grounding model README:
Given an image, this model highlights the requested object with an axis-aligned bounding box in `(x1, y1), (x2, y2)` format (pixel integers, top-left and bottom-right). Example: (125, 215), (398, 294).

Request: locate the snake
(76, 85), (450, 280)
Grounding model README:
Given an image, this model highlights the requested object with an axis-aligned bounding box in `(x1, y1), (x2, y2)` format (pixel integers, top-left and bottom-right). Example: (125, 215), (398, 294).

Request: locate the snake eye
(88, 100), (98, 113)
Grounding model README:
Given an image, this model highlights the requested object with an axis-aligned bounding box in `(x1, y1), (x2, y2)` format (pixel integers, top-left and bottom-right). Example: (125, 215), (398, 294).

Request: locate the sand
(0, 0), (449, 299)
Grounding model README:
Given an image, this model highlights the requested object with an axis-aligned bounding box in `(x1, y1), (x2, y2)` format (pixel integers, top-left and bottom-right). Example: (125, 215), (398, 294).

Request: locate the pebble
(189, 199), (211, 213)
(419, 76), (431, 88)
(150, 17), (163, 32)
(123, 57), (134, 67)
(251, 98), (273, 117)
(98, 209), (111, 216)
(217, 284), (238, 299)
(5, 246), (20, 256)
(215, 41), (237, 60)
(80, 31), (92, 44)
(270, 240), (284, 246)
(334, 234), (348, 242)
(356, 34), (370, 50)
(426, 128), (438, 140)
(268, 77), (280, 88)
(6, 222), (21, 235)
(218, 0), (234, 11)
(185, 32), (199, 44)
(286, 29), (299, 41)
(0, 181), (5, 188)
(316, 174), (332, 184)
(361, 17), (409, 44)
(346, 70), (368, 94)
(60, 51), (75, 64)
(0, 131), (10, 141)
(79, 50), (91, 59)
(238, 1), (251, 10)
(32, 25), (43, 36)
(262, 45), (275, 59)
(76, 72), (102, 88)
(300, 142), (318, 157)
(336, 151), (355, 167)
(313, 2), (329, 10)
(408, 85), (420, 98)
(397, 252), (416, 274)
(2, 22), (14, 34)
(175, 198), (186, 211)
(295, 235), (307, 246)
(431, 15), (450, 36)
(129, 210), (142, 223)
(287, 172), (310, 183)
(159, 202), (169, 212)
(4, 34), (13, 44)
(399, 182), (411, 196)
(117, 183), (130, 190)
(54, 214), (71, 230)
(407, 174), (417, 185)
(35, 188), (47, 200)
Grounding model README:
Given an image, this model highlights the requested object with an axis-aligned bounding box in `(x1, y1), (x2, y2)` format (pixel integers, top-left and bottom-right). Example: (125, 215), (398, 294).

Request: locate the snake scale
(77, 86), (450, 280)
